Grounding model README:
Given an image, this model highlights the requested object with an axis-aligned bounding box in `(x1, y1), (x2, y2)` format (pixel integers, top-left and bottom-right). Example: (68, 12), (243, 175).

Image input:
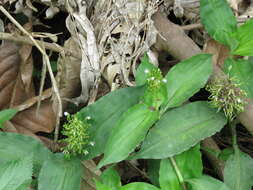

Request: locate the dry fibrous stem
(0, 32), (81, 59)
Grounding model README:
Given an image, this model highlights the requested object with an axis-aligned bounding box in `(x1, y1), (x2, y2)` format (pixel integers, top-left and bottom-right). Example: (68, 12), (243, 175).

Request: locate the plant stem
(229, 119), (239, 154)
(170, 157), (188, 190)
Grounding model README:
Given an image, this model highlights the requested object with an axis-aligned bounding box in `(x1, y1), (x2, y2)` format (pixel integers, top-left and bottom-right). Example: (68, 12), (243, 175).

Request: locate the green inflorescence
(146, 68), (164, 91)
(206, 76), (247, 121)
(61, 113), (91, 159)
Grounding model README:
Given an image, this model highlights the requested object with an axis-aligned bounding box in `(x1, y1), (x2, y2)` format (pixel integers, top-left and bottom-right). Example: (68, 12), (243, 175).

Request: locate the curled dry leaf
(81, 160), (101, 190)
(54, 37), (81, 109)
(0, 41), (56, 136)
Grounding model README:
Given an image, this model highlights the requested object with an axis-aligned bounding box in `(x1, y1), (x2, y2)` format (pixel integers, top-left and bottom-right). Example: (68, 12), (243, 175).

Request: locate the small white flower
(86, 116), (91, 120)
(150, 77), (155, 80)
(144, 69), (149, 74)
(237, 98), (242, 103)
(162, 78), (167, 83)
(64, 112), (69, 116)
(84, 150), (89, 155)
(89, 141), (95, 146)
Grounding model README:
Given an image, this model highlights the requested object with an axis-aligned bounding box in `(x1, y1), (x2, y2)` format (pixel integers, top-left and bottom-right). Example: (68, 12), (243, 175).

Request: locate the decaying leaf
(0, 41), (56, 136)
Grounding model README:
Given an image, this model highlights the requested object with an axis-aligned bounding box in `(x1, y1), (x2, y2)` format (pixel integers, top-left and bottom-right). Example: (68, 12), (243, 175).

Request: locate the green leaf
(224, 149), (253, 190)
(159, 159), (180, 190)
(95, 180), (112, 190)
(147, 160), (161, 187)
(223, 58), (253, 99)
(0, 156), (33, 190)
(175, 144), (203, 179)
(163, 54), (212, 110)
(0, 109), (17, 128)
(0, 133), (52, 175)
(119, 182), (160, 190)
(38, 154), (82, 190)
(159, 145), (202, 190)
(186, 175), (230, 190)
(78, 86), (144, 159)
(100, 166), (121, 190)
(231, 19), (253, 56)
(98, 103), (159, 167)
(135, 54), (157, 86)
(200, 0), (237, 46)
(131, 101), (227, 159)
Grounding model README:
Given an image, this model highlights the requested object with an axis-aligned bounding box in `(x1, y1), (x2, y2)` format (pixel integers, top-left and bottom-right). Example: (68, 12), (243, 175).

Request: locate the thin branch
(0, 6), (62, 142)
(0, 32), (81, 59)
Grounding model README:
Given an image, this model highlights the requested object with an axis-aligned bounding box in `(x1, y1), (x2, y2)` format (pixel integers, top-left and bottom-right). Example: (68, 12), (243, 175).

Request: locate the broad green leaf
(0, 109), (17, 128)
(119, 182), (160, 190)
(200, 0), (237, 46)
(0, 133), (52, 174)
(100, 166), (121, 190)
(98, 103), (159, 167)
(159, 159), (180, 190)
(224, 149), (253, 190)
(78, 86), (144, 159)
(159, 145), (202, 190)
(0, 156), (32, 190)
(163, 54), (212, 110)
(131, 101), (226, 159)
(147, 159), (161, 187)
(95, 180), (112, 190)
(232, 19), (253, 56)
(223, 58), (253, 99)
(135, 54), (157, 86)
(186, 175), (230, 190)
(38, 154), (82, 190)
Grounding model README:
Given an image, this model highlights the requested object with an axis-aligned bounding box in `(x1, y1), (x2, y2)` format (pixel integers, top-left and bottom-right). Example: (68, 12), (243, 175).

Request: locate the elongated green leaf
(98, 103), (159, 167)
(187, 175), (230, 190)
(159, 145), (202, 190)
(200, 0), (237, 46)
(174, 144), (203, 179)
(38, 154), (82, 190)
(232, 19), (253, 56)
(223, 58), (253, 99)
(163, 54), (212, 110)
(159, 159), (181, 190)
(224, 149), (253, 190)
(78, 86), (144, 159)
(0, 156), (32, 190)
(0, 133), (52, 174)
(131, 101), (226, 159)
(119, 182), (160, 190)
(0, 109), (17, 128)
(136, 54), (157, 86)
(100, 167), (121, 190)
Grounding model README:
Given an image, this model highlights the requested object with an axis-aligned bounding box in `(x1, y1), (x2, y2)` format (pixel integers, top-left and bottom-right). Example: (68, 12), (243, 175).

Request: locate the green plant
(0, 109), (17, 128)
(0, 132), (82, 190)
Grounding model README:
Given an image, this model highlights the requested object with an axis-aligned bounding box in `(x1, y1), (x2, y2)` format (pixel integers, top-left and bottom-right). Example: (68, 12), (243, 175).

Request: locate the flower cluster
(206, 77), (247, 121)
(61, 112), (94, 159)
(144, 68), (167, 92)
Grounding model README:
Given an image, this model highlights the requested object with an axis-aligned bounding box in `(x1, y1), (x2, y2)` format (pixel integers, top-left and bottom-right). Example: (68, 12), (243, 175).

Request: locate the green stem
(170, 157), (188, 190)
(229, 119), (239, 154)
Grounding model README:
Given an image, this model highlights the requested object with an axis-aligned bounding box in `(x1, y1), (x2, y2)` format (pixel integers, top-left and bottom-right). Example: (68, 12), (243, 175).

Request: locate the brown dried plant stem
(0, 32), (81, 59)
(0, 6), (62, 141)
